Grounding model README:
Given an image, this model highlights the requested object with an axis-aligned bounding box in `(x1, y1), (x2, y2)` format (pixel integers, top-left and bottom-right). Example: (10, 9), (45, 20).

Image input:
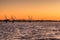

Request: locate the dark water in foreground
(0, 22), (60, 40)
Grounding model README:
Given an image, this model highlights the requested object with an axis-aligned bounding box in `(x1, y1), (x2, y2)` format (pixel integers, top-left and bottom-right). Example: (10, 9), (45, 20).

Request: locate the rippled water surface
(0, 22), (60, 40)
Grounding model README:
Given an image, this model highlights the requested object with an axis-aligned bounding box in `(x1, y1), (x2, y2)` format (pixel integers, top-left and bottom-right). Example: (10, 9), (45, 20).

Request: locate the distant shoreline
(0, 20), (60, 22)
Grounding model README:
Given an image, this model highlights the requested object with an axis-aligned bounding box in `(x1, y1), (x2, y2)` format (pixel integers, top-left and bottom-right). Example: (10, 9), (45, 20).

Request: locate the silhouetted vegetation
(0, 20), (60, 22)
(4, 16), (9, 23)
(0, 16), (60, 22)
(11, 16), (15, 23)
(27, 16), (33, 22)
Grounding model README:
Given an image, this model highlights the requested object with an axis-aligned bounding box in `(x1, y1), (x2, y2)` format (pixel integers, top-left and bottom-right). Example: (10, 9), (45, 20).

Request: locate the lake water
(0, 22), (60, 40)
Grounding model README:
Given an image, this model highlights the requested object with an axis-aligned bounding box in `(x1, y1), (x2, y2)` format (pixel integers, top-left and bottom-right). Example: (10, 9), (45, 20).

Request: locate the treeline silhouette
(0, 20), (60, 23)
(0, 16), (16, 23)
(0, 16), (60, 23)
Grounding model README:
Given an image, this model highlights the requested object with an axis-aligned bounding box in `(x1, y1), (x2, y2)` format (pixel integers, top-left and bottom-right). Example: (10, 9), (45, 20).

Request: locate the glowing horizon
(0, 0), (60, 20)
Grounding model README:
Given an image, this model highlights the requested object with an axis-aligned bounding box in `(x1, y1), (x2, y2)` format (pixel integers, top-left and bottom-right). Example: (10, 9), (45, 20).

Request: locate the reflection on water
(0, 22), (60, 40)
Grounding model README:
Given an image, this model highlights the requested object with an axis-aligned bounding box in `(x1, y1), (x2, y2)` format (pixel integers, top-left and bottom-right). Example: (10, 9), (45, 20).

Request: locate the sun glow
(0, 0), (60, 20)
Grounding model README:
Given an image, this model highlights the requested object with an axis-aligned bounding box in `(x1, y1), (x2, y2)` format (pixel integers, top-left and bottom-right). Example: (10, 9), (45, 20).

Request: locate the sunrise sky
(0, 0), (60, 20)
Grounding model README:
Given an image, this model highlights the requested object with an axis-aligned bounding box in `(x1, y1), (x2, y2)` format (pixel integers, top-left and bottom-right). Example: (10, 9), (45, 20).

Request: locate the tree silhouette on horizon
(11, 16), (16, 23)
(4, 16), (9, 23)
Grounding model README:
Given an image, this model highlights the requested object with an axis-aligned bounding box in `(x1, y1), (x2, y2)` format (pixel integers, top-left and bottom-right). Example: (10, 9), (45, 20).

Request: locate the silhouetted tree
(4, 16), (9, 23)
(28, 16), (33, 22)
(11, 16), (16, 23)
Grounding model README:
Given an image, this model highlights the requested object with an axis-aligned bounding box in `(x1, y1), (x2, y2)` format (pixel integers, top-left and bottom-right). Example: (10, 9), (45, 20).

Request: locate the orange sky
(0, 0), (60, 20)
